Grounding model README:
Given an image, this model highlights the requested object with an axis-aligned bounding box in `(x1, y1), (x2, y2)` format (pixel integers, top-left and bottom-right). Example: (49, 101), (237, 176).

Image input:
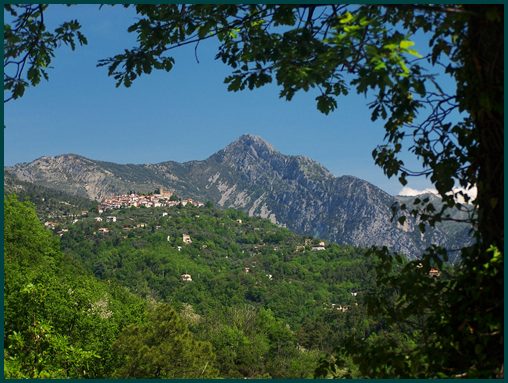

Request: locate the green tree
(4, 195), (146, 378)
(112, 303), (217, 378)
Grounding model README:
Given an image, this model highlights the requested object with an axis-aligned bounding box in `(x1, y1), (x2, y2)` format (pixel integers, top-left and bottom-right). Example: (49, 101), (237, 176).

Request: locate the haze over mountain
(6, 134), (472, 260)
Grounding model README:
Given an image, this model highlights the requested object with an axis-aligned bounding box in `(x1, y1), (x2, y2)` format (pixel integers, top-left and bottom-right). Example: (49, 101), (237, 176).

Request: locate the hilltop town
(99, 188), (205, 212)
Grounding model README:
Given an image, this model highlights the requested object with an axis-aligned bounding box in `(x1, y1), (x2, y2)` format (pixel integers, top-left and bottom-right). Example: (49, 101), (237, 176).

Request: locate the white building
(181, 273), (192, 282)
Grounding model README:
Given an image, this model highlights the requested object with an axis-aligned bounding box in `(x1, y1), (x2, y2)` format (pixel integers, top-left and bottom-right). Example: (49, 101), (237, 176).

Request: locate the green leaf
(399, 40), (415, 49)
(339, 12), (353, 24)
(406, 49), (423, 58)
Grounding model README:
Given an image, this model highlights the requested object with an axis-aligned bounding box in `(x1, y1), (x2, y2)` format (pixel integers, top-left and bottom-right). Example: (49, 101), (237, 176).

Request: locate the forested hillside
(5, 192), (384, 378)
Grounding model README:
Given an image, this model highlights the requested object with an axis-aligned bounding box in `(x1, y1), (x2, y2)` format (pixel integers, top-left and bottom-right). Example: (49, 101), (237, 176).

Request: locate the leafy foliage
(4, 195), (145, 378)
(113, 303), (217, 378)
(4, 4), (87, 102)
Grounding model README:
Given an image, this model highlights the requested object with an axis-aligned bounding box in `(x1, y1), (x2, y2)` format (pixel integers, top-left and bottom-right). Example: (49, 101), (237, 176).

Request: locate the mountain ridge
(5, 134), (472, 260)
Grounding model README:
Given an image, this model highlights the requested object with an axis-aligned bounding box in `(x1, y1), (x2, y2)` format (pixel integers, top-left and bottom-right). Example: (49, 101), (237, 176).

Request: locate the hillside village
(99, 188), (205, 212)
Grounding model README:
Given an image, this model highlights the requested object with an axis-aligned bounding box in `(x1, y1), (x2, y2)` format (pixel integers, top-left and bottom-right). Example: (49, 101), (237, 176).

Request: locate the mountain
(5, 134), (472, 260)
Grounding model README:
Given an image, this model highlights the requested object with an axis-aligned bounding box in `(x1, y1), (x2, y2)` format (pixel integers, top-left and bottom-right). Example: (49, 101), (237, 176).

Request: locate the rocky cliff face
(6, 134), (472, 259)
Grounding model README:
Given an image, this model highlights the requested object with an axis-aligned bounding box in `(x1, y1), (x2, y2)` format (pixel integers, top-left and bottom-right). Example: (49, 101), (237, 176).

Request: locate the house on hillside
(44, 221), (57, 229)
(182, 234), (192, 244)
(331, 303), (349, 312)
(181, 273), (192, 282)
(312, 242), (326, 251)
(429, 267), (441, 277)
(57, 228), (69, 237)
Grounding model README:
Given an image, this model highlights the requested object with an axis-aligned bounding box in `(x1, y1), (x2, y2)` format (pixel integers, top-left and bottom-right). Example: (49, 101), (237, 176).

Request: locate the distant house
(44, 221), (57, 229)
(162, 212), (168, 217)
(182, 234), (192, 244)
(181, 273), (192, 282)
(56, 228), (69, 237)
(236, 219), (243, 224)
(98, 227), (110, 234)
(266, 274), (273, 280)
(331, 303), (349, 313)
(244, 267), (251, 273)
(177, 246), (182, 252)
(106, 216), (117, 223)
(95, 217), (103, 222)
(311, 245), (326, 251)
(429, 267), (441, 277)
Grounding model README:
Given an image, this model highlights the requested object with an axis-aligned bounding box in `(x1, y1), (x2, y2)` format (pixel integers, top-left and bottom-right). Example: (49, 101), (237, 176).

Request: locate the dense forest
(5, 188), (390, 378)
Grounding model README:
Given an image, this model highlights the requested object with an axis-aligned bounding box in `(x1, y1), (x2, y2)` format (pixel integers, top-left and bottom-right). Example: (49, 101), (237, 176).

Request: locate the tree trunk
(464, 5), (504, 254)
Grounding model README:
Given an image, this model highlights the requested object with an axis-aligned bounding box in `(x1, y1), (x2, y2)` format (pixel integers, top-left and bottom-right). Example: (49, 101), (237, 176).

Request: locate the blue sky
(4, 5), (441, 195)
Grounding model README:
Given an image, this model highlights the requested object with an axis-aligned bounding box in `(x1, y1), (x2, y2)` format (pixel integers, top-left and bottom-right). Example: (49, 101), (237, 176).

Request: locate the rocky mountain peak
(235, 134), (275, 151)
(220, 134), (276, 160)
